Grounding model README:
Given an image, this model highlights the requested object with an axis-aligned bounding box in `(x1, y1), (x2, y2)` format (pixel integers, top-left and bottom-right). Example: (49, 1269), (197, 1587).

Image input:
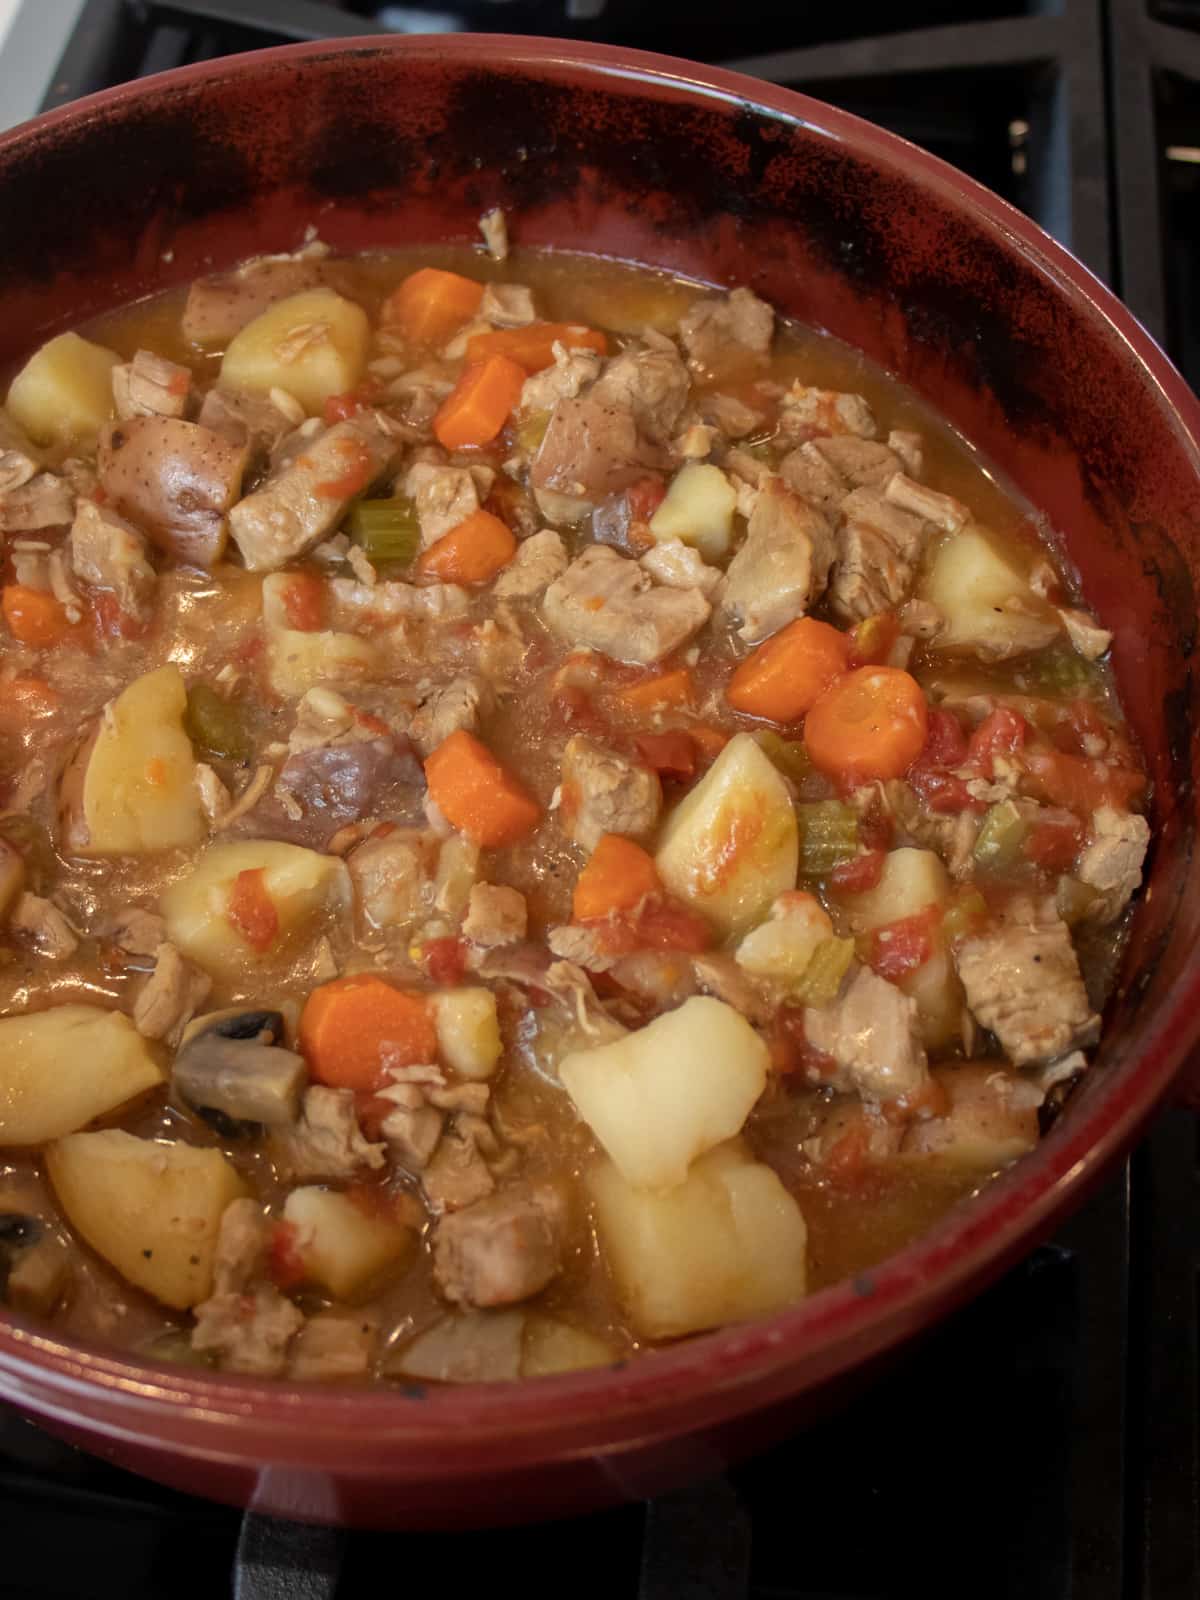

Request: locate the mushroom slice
(173, 1008), (306, 1130)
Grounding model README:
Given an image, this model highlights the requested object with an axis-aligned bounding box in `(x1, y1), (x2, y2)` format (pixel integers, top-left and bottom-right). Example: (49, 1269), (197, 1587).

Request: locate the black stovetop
(6, 4), (1200, 1595)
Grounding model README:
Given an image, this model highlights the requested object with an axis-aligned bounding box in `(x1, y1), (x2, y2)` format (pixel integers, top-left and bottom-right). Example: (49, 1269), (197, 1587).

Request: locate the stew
(0, 225), (1149, 1385)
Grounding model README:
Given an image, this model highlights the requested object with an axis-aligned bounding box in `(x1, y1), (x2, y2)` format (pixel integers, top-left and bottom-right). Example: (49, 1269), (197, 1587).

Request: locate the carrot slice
(726, 616), (851, 723)
(416, 508), (517, 584)
(465, 323), (609, 373)
(572, 834), (662, 921)
(226, 868), (280, 953)
(299, 974), (437, 1091)
(1, 585), (76, 649)
(616, 667), (694, 712)
(424, 729), (541, 847)
(382, 267), (484, 346)
(433, 354), (527, 450)
(804, 666), (929, 783)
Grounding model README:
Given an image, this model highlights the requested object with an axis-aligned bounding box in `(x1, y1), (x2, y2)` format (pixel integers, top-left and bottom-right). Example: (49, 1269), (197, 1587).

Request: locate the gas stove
(1, 5), (1198, 1596)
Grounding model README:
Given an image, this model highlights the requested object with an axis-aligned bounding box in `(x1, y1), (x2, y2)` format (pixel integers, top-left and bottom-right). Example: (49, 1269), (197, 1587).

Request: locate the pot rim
(1, 30), (1198, 1461)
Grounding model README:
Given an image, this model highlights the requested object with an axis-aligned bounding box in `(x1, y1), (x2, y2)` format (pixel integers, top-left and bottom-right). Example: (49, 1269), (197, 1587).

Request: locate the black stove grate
(5, 3), (1199, 1596)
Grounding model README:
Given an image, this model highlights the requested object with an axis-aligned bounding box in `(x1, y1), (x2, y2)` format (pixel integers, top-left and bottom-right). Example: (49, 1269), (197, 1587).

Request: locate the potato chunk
(522, 1316), (616, 1377)
(220, 288), (370, 415)
(0, 1006), (164, 1146)
(58, 664), (206, 856)
(161, 839), (351, 979)
(432, 988), (502, 1080)
(6, 331), (120, 447)
(836, 847), (962, 1048)
(655, 732), (798, 936)
(281, 1186), (412, 1301)
(45, 1130), (246, 1309)
(923, 526), (1060, 660)
(587, 1141), (807, 1339)
(560, 995), (768, 1190)
(649, 463), (738, 561)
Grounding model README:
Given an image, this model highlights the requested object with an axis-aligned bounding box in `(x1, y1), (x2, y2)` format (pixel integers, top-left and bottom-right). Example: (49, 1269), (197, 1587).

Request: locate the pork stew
(0, 235), (1149, 1385)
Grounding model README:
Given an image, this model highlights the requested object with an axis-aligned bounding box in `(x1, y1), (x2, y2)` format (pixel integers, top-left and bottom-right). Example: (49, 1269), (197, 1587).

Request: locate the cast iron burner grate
(3, 3), (1198, 1596)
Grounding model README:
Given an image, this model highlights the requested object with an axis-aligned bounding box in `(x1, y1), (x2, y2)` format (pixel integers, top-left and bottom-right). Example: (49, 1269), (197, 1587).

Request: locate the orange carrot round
(616, 667), (694, 713)
(726, 616), (850, 723)
(2, 585), (75, 649)
(382, 267), (483, 346)
(572, 834), (662, 922)
(804, 666), (929, 783)
(299, 974), (437, 1091)
(424, 729), (541, 847)
(416, 508), (517, 584)
(465, 323), (608, 373)
(433, 354), (526, 450)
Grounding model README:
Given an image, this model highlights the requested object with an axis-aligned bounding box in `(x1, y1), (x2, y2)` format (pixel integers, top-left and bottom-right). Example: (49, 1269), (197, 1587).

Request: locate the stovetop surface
(3, 4), (1200, 1596)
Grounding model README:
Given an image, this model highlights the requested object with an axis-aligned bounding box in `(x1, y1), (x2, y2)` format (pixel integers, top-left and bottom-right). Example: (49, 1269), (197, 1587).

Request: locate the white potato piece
(45, 1130), (246, 1309)
(281, 1185), (412, 1301)
(560, 995), (767, 1190)
(901, 1064), (1039, 1169)
(655, 732), (798, 936)
(648, 463), (738, 561)
(433, 988), (502, 1080)
(735, 891), (833, 987)
(837, 847), (962, 1048)
(266, 626), (380, 698)
(6, 331), (120, 447)
(522, 1316), (616, 1377)
(161, 839), (351, 979)
(220, 288), (370, 415)
(59, 665), (206, 857)
(587, 1141), (807, 1339)
(923, 526), (1060, 659)
(0, 1006), (165, 1146)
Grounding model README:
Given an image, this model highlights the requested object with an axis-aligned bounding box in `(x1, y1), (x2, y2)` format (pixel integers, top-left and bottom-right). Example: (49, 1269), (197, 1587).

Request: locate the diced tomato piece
(866, 905), (942, 983)
(964, 706), (1029, 778)
(1024, 749), (1146, 816)
(420, 936), (468, 986)
(826, 1120), (874, 1185)
(226, 868), (279, 952)
(766, 1004), (838, 1080)
(627, 475), (667, 524)
(91, 591), (148, 642)
(908, 766), (982, 814)
(268, 1221), (305, 1289)
(829, 847), (886, 894)
(279, 570), (325, 632)
(921, 707), (970, 769)
(314, 437), (373, 498)
(322, 381), (381, 425)
(355, 1092), (395, 1143)
(1023, 815), (1084, 871)
(635, 729), (698, 779)
(633, 898), (713, 952)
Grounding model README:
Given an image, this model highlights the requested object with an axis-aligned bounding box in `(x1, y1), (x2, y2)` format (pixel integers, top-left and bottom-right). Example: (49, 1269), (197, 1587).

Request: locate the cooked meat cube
(347, 827), (439, 933)
(0, 414), (41, 494)
(546, 923), (621, 973)
(132, 942), (211, 1046)
(887, 429), (924, 476)
(479, 283), (535, 326)
(698, 392), (766, 439)
(10, 893), (77, 959)
(883, 780), (980, 878)
(1058, 606), (1112, 660)
(519, 342), (603, 415)
(196, 384), (298, 460)
(561, 734), (662, 852)
(640, 539), (721, 597)
(810, 435), (901, 491)
(182, 253), (328, 346)
(531, 391), (668, 507)
(955, 904), (1100, 1066)
(884, 471), (968, 533)
(433, 1185), (567, 1308)
(479, 207), (508, 261)
(112, 349), (191, 421)
(804, 966), (932, 1106)
(678, 286), (773, 376)
(289, 1311), (378, 1382)
(777, 442), (848, 518)
(690, 952), (775, 1024)
(98, 416), (248, 568)
(543, 545), (710, 665)
(408, 675), (495, 757)
(105, 906), (167, 957)
(829, 487), (929, 622)
(0, 472), (74, 532)
(191, 1198), (304, 1376)
(404, 459), (488, 547)
(719, 477), (836, 644)
(270, 1086), (386, 1182)
(2, 1224), (70, 1318)
(592, 342), (691, 444)
(380, 1085), (445, 1172)
(330, 574), (470, 623)
(68, 498), (156, 618)
(463, 883), (528, 947)
(423, 1124), (496, 1214)
(267, 736), (419, 846)
(493, 528), (567, 599)
(1075, 807), (1150, 923)
(229, 411), (399, 570)
(778, 383), (875, 441)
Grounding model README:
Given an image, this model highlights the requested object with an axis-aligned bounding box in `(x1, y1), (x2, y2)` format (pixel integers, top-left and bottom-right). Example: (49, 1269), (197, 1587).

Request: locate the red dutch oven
(0, 35), (1198, 1531)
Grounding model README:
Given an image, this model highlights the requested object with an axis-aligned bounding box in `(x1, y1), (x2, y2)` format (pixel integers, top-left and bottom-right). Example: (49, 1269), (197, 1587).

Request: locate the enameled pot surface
(1, 34), (1198, 1530)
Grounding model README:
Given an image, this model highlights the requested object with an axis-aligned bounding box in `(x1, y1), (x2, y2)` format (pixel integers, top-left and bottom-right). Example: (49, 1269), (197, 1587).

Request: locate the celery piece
(753, 729), (814, 786)
(517, 409), (550, 454)
(795, 800), (860, 877)
(185, 683), (251, 763)
(791, 936), (855, 1006)
(942, 887), (989, 945)
(1020, 643), (1102, 700)
(347, 496), (420, 564)
(972, 800), (1028, 871)
(1056, 875), (1103, 926)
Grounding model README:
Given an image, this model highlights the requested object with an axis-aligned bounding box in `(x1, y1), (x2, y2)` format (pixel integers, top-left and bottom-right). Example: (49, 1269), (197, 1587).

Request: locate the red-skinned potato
(98, 416), (248, 568)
